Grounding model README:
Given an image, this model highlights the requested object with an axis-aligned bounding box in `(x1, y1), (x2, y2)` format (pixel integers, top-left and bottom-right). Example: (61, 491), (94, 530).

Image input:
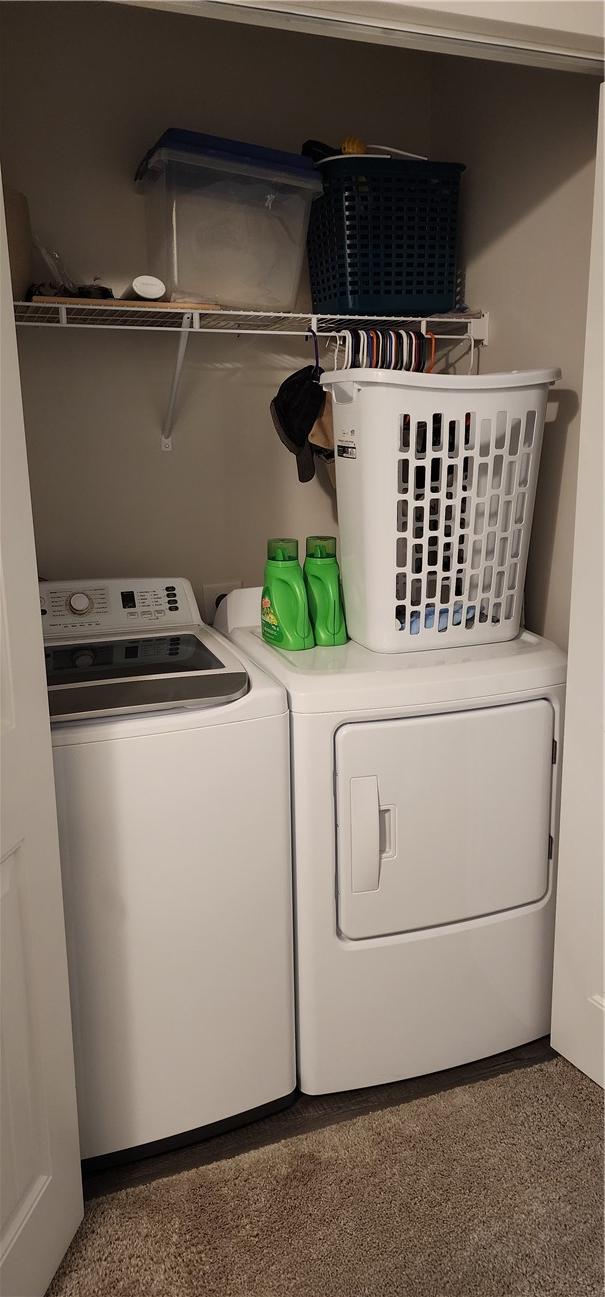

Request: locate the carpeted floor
(49, 1056), (603, 1297)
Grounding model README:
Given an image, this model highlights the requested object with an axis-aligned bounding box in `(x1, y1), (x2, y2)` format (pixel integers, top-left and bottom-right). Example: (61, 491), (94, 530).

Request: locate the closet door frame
(550, 84), (604, 1088)
(127, 0), (604, 76)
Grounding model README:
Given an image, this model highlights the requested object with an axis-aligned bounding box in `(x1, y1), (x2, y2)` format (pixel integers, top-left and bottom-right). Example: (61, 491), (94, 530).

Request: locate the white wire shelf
(14, 300), (489, 342)
(14, 300), (488, 451)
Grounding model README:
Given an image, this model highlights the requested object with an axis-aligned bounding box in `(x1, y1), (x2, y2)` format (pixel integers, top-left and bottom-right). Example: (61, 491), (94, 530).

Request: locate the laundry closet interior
(1, 0), (602, 1188)
(1, 0), (598, 643)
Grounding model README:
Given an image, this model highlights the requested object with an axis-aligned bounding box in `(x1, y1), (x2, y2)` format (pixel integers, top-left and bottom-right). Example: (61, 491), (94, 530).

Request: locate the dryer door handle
(350, 776), (381, 893)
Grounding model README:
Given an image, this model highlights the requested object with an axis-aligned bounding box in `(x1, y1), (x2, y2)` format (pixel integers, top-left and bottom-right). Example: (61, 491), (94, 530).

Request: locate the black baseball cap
(270, 365), (325, 483)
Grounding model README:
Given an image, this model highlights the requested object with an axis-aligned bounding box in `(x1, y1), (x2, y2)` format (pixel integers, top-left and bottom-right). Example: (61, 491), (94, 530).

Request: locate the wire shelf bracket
(161, 314), (192, 452)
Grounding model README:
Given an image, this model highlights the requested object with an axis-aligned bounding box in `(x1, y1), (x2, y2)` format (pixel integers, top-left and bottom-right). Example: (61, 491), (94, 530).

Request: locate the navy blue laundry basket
(307, 156), (465, 316)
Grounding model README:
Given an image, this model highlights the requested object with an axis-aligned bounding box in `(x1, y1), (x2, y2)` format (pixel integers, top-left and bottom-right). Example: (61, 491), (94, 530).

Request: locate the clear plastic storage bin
(321, 367), (560, 654)
(136, 129), (321, 309)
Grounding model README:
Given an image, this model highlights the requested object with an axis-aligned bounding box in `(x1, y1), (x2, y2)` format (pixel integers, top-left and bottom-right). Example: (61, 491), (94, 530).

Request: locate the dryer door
(335, 700), (554, 940)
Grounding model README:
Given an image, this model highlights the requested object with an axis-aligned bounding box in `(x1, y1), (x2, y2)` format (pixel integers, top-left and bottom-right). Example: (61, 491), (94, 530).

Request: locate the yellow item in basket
(341, 136), (367, 155)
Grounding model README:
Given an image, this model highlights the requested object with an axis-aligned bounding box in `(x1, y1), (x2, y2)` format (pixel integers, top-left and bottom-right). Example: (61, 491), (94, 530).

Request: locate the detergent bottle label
(261, 590), (283, 644)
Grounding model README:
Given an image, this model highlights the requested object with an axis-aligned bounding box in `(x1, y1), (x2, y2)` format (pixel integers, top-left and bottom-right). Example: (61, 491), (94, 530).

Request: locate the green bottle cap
(267, 537), (298, 561)
(306, 535), (337, 560)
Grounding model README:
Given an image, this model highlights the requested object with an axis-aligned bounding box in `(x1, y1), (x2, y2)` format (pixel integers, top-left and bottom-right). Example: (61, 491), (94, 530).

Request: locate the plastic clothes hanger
(307, 326), (321, 377)
(342, 330), (351, 369)
(336, 326), (435, 372)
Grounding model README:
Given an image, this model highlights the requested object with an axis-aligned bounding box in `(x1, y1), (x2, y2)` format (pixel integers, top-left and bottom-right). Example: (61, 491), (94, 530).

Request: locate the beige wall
(430, 55), (599, 647)
(0, 1), (600, 643)
(0, 0), (433, 605)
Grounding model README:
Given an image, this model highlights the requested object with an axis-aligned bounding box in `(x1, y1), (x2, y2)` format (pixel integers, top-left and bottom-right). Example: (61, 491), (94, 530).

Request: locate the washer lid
(45, 631), (248, 722)
(45, 632), (226, 687)
(47, 672), (249, 723)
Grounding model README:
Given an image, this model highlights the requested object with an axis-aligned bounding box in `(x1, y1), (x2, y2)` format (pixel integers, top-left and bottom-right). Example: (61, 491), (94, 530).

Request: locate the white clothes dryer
(217, 588), (566, 1096)
(42, 578), (295, 1164)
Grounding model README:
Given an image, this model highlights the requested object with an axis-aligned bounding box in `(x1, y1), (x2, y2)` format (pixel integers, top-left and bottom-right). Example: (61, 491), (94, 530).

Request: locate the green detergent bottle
(303, 536), (348, 647)
(261, 538), (314, 651)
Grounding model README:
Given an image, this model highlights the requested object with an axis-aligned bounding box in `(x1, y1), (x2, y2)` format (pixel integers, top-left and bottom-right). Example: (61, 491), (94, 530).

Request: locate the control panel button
(73, 650), (95, 668)
(69, 592), (92, 615)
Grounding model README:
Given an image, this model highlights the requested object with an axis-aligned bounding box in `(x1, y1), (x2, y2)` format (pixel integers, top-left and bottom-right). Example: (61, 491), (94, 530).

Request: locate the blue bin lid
(135, 128), (320, 186)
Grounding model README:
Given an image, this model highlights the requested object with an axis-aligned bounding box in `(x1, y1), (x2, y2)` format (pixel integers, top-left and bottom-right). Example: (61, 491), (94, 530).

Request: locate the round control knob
(69, 592), (92, 615)
(73, 650), (95, 669)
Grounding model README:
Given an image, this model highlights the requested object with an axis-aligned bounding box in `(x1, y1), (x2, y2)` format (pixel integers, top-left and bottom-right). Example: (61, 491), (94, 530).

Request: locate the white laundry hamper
(321, 367), (560, 654)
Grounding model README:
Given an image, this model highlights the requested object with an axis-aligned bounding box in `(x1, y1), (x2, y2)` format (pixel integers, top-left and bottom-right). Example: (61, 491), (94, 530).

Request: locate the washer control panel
(40, 578), (201, 640)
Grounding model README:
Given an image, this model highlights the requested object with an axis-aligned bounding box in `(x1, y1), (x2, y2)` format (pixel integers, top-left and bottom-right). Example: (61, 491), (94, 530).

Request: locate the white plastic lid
(131, 275), (166, 300)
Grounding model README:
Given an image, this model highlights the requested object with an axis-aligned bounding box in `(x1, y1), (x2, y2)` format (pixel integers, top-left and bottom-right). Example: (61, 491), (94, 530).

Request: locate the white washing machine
(217, 588), (566, 1095)
(42, 578), (295, 1163)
